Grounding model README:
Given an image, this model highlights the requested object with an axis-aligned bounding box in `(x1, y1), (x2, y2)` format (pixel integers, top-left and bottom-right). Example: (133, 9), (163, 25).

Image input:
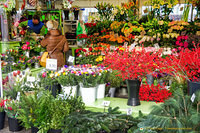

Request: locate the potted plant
(71, 6), (80, 20)
(103, 47), (161, 106)
(96, 69), (108, 99)
(63, 0), (74, 20)
(5, 99), (23, 132)
(0, 98), (7, 130)
(107, 70), (123, 97)
(56, 72), (78, 97)
(40, 71), (61, 98)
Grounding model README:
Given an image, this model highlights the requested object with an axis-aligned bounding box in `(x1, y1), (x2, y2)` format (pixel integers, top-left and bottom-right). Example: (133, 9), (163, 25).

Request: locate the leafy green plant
(107, 70), (123, 88)
(56, 73), (77, 86)
(4, 99), (20, 118)
(96, 70), (108, 84)
(63, 107), (138, 133)
(137, 88), (200, 133)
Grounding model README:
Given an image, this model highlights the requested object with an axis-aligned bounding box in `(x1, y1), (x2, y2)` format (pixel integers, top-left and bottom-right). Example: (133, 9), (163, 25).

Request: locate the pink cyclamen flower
(184, 42), (188, 48)
(26, 42), (30, 45)
(27, 47), (30, 50)
(42, 72), (46, 78)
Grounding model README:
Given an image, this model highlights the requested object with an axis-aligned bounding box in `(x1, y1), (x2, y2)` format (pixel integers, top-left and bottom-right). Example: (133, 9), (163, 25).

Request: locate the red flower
(82, 49), (87, 52)
(42, 72), (46, 78)
(89, 47), (93, 52)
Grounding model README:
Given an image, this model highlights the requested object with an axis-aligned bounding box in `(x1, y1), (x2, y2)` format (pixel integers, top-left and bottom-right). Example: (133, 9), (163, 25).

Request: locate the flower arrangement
(56, 72), (77, 87)
(122, 2), (139, 21)
(175, 35), (189, 50)
(0, 0), (15, 12)
(139, 83), (172, 103)
(0, 98), (7, 112)
(71, 5), (80, 11)
(63, 0), (74, 9)
(168, 20), (189, 33)
(4, 99), (20, 118)
(110, 21), (125, 33)
(95, 2), (114, 20)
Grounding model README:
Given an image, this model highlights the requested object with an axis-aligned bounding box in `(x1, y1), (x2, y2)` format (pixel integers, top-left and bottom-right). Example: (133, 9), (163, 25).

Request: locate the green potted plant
(56, 72), (78, 97)
(107, 70), (123, 97)
(96, 69), (108, 99)
(5, 99), (23, 132)
(0, 98), (6, 130)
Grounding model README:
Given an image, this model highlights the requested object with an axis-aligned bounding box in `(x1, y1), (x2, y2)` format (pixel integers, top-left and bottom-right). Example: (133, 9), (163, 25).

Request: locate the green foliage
(4, 99), (20, 118)
(78, 73), (98, 88)
(107, 70), (123, 88)
(137, 88), (200, 133)
(63, 107), (138, 133)
(169, 81), (188, 95)
(95, 2), (114, 21)
(56, 73), (77, 86)
(96, 71), (108, 84)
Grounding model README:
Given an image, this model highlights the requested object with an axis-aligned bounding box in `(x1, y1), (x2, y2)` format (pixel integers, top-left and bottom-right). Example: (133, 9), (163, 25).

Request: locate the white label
(27, 76), (35, 82)
(68, 56), (75, 63)
(102, 101), (110, 107)
(25, 51), (30, 58)
(130, 43), (136, 50)
(46, 59), (57, 70)
(154, 43), (160, 49)
(110, 46), (115, 50)
(124, 42), (128, 47)
(191, 93), (196, 103)
(127, 108), (133, 115)
(16, 92), (20, 101)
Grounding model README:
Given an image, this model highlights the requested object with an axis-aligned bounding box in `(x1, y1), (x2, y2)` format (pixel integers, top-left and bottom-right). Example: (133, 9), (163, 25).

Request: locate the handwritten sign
(46, 59), (57, 70)
(102, 101), (110, 107)
(68, 56), (75, 63)
(127, 108), (133, 115)
(27, 76), (36, 82)
(191, 93), (196, 103)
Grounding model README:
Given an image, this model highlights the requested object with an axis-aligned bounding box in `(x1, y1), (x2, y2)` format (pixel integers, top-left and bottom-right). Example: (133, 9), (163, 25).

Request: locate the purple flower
(18, 61), (21, 63)
(64, 65), (68, 68)
(107, 82), (111, 85)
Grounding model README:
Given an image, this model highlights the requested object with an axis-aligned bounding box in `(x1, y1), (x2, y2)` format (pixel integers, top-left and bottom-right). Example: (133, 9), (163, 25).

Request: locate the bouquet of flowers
(0, 98), (7, 112)
(5, 99), (20, 118)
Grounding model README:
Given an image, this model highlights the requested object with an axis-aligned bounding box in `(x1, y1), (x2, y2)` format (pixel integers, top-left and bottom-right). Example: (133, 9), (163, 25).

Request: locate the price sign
(127, 108), (133, 115)
(16, 92), (21, 101)
(68, 56), (75, 63)
(27, 76), (36, 82)
(154, 43), (160, 49)
(130, 43), (136, 50)
(191, 93), (196, 103)
(102, 101), (110, 107)
(46, 59), (57, 70)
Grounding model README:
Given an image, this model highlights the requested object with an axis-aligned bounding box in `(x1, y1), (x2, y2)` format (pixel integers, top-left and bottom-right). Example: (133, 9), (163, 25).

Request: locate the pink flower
(184, 36), (188, 40)
(22, 45), (27, 50)
(178, 47), (182, 51)
(157, 38), (160, 41)
(176, 41), (179, 45)
(26, 42), (30, 45)
(184, 42), (188, 48)
(177, 36), (181, 41)
(179, 42), (183, 46)
(172, 48), (177, 52)
(42, 72), (46, 78)
(27, 47), (30, 50)
(14, 22), (19, 27)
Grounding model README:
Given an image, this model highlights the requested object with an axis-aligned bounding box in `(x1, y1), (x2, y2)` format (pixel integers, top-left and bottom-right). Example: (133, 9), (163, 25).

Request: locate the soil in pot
(0, 111), (5, 130)
(48, 129), (62, 133)
(8, 117), (23, 132)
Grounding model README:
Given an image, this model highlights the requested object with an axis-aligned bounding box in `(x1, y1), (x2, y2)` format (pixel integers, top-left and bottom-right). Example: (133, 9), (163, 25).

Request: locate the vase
(73, 10), (79, 20)
(126, 79), (141, 106)
(97, 84), (106, 99)
(109, 87), (116, 97)
(146, 74), (154, 86)
(45, 84), (61, 98)
(80, 86), (97, 105)
(8, 117), (23, 132)
(188, 81), (200, 95)
(69, 11), (74, 20)
(61, 85), (77, 97)
(63, 10), (69, 20)
(0, 112), (5, 130)
(48, 129), (62, 133)
(31, 126), (39, 133)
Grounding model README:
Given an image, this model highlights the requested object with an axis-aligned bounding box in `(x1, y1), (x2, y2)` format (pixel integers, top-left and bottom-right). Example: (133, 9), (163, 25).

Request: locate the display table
(86, 97), (161, 117)
(0, 41), (21, 53)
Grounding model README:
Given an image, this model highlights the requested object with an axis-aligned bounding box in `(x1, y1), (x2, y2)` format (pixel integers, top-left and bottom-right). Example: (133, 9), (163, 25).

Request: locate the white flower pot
(80, 86), (97, 105)
(109, 87), (116, 97)
(61, 85), (77, 97)
(97, 84), (106, 99)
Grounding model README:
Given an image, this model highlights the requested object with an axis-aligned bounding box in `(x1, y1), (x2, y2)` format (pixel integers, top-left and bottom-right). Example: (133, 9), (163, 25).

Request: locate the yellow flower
(96, 58), (99, 62)
(50, 73), (54, 78)
(93, 75), (96, 77)
(167, 4), (172, 8)
(63, 72), (66, 76)
(99, 57), (103, 62)
(158, 21), (164, 25)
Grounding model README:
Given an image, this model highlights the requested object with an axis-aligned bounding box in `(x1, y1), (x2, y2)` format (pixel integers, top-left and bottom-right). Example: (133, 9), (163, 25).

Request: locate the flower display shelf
(85, 97), (161, 117)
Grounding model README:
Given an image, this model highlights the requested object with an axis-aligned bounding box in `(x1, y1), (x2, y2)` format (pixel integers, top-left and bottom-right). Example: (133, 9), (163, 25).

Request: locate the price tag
(154, 43), (160, 49)
(102, 101), (110, 107)
(124, 42), (128, 47)
(191, 93), (196, 103)
(127, 108), (133, 115)
(27, 76), (35, 82)
(68, 56), (75, 63)
(130, 43), (137, 50)
(16, 92), (20, 101)
(46, 59), (57, 70)
(110, 46), (115, 50)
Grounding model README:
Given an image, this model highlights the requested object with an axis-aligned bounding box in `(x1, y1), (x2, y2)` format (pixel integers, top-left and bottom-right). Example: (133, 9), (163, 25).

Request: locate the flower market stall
(0, 0), (200, 133)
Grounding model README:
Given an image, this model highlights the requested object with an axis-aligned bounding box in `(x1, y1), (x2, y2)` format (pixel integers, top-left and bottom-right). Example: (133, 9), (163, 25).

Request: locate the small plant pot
(45, 84), (61, 98)
(0, 111), (5, 130)
(64, 10), (69, 20)
(73, 10), (79, 20)
(109, 87), (116, 97)
(97, 84), (106, 99)
(48, 129), (62, 133)
(8, 117), (23, 132)
(188, 80), (200, 95)
(80, 86), (97, 104)
(31, 126), (39, 133)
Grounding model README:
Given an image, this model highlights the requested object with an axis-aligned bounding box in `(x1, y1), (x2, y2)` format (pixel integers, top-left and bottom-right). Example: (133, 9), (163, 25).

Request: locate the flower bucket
(64, 10), (69, 20)
(126, 79), (141, 106)
(8, 117), (23, 132)
(188, 80), (200, 95)
(80, 86), (96, 104)
(31, 126), (39, 133)
(0, 112), (5, 130)
(61, 85), (77, 97)
(109, 87), (116, 97)
(97, 84), (106, 99)
(48, 129), (62, 133)
(74, 10), (79, 20)
(45, 84), (61, 98)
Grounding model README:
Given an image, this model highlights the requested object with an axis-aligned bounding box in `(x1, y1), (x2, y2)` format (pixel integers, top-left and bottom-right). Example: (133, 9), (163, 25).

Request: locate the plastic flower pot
(97, 84), (106, 99)
(31, 126), (39, 133)
(73, 10), (79, 20)
(8, 117), (23, 132)
(188, 80), (200, 95)
(61, 85), (77, 97)
(48, 129), (62, 133)
(0, 112), (5, 130)
(64, 10), (69, 20)
(80, 86), (97, 105)
(45, 84), (61, 98)
(146, 74), (154, 86)
(126, 79), (141, 106)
